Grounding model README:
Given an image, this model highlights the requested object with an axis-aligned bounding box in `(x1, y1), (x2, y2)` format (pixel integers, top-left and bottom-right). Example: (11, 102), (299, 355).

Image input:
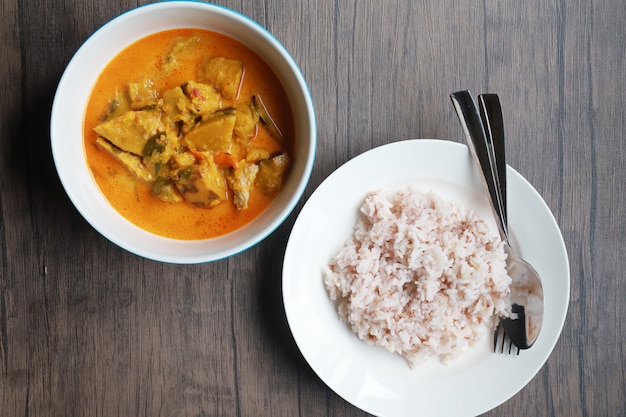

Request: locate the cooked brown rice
(323, 189), (511, 366)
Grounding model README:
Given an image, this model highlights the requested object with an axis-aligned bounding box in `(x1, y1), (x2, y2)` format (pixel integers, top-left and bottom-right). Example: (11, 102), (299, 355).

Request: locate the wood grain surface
(1, 0), (624, 416)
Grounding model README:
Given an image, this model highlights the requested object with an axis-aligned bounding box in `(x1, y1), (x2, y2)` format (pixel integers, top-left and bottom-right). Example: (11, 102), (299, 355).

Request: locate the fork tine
(494, 321), (505, 353)
(500, 326), (507, 353)
(493, 322), (500, 353)
(493, 320), (521, 355)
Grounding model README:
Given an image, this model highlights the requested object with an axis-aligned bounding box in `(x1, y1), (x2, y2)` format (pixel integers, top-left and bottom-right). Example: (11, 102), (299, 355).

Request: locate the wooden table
(1, 1), (624, 416)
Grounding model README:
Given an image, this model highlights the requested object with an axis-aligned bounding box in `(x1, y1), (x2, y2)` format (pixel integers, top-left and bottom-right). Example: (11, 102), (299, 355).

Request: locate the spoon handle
(478, 94), (508, 237)
(450, 91), (508, 243)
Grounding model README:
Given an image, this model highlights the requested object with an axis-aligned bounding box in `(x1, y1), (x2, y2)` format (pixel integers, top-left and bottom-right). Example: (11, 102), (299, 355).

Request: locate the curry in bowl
(84, 28), (294, 240)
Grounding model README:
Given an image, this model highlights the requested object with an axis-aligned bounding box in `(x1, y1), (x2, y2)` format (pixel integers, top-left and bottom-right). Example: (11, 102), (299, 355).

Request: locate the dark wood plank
(1, 0), (624, 416)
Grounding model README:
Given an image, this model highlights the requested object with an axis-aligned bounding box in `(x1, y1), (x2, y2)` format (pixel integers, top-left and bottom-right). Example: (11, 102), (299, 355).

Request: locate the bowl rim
(50, 1), (317, 263)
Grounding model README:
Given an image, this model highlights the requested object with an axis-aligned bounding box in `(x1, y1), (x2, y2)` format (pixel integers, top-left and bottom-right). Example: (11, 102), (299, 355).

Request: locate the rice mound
(323, 189), (511, 367)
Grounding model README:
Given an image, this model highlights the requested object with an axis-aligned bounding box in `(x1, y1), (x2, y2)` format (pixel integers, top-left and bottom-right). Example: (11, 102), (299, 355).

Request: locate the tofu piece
(174, 157), (227, 208)
(94, 110), (164, 156)
(225, 160), (259, 210)
(183, 112), (236, 153)
(255, 153), (290, 195)
(198, 57), (244, 100)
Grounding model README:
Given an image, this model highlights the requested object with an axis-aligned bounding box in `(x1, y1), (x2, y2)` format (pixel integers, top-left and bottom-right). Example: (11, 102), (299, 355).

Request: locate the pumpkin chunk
(94, 110), (164, 156)
(95, 137), (153, 182)
(128, 78), (158, 110)
(199, 57), (244, 99)
(161, 86), (194, 128)
(184, 111), (236, 153)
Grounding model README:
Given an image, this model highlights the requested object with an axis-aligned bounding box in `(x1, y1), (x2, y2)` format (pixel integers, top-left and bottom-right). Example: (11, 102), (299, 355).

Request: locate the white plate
(282, 139), (569, 417)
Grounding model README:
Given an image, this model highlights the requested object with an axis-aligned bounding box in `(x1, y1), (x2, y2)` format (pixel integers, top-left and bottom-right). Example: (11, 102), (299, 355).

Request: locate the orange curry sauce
(83, 29), (294, 240)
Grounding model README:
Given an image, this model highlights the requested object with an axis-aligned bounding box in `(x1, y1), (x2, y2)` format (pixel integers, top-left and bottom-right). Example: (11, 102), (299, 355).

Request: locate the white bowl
(50, 1), (316, 263)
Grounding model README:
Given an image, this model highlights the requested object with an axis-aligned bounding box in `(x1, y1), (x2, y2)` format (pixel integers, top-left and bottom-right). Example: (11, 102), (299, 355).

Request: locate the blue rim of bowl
(50, 1), (317, 263)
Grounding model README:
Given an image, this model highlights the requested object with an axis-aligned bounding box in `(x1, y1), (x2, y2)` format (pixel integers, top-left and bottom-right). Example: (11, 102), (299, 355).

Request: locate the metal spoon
(450, 91), (544, 349)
